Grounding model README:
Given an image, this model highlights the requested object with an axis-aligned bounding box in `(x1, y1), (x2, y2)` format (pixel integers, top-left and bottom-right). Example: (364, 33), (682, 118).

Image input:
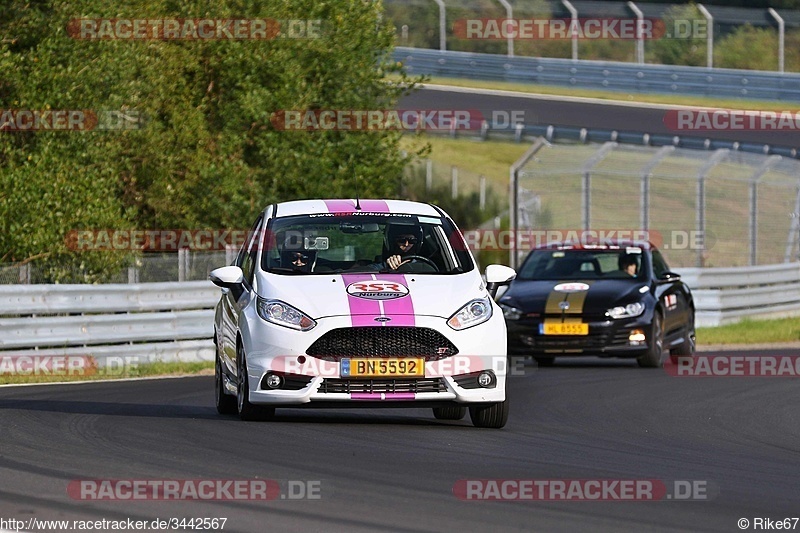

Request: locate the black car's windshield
(517, 248), (645, 281)
(260, 214), (474, 275)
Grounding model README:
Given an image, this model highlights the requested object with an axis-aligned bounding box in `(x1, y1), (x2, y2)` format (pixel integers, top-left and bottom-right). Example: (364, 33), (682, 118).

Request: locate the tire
(215, 338), (237, 415)
(236, 342), (275, 421)
(637, 312), (665, 368)
(469, 400), (509, 428)
(432, 406), (467, 420)
(670, 311), (696, 363)
(534, 356), (555, 367)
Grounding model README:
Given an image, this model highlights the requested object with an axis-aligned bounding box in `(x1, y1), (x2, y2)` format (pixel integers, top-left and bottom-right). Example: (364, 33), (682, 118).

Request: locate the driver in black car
(371, 224), (425, 271)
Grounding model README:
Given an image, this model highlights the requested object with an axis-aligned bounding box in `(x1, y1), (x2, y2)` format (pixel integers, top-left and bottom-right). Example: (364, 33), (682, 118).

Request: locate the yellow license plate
(341, 358), (425, 378)
(541, 323), (588, 335)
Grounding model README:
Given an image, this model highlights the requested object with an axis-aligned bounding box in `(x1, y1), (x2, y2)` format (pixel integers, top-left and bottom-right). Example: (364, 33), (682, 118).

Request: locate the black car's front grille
(318, 378), (447, 394)
(526, 331), (612, 350)
(307, 327), (458, 361)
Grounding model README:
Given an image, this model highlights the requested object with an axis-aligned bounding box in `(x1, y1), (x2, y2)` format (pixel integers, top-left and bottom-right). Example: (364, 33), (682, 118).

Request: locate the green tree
(0, 0), (425, 281)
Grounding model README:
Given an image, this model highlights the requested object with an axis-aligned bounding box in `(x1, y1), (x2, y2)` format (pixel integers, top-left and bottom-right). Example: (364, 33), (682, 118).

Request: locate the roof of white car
(273, 199), (443, 218)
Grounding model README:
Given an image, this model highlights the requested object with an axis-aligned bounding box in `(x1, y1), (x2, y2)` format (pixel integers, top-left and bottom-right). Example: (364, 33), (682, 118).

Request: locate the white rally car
(209, 199), (516, 428)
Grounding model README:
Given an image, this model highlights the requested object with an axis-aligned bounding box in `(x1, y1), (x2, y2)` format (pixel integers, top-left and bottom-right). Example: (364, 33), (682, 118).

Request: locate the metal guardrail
(679, 262), (800, 327)
(1, 264), (798, 366)
(0, 281), (219, 366)
(395, 47), (800, 101)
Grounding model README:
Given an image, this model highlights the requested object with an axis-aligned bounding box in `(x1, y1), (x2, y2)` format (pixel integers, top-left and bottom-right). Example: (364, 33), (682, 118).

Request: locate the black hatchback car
(499, 240), (695, 368)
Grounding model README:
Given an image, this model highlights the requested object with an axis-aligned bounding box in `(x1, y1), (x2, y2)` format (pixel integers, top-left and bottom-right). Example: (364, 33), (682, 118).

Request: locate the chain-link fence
(512, 139), (800, 268)
(0, 249), (233, 285)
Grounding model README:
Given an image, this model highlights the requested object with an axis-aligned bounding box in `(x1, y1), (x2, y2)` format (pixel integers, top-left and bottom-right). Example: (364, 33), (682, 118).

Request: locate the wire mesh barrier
(0, 250), (232, 285)
(511, 139), (800, 269)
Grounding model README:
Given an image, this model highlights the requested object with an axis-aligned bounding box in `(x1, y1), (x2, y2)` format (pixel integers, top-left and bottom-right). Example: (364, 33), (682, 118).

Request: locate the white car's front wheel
(236, 342), (275, 421)
(215, 336), (237, 415)
(469, 400), (509, 428)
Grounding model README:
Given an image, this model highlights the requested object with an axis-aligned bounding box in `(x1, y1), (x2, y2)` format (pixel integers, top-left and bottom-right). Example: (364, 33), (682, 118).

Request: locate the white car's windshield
(260, 213), (474, 275)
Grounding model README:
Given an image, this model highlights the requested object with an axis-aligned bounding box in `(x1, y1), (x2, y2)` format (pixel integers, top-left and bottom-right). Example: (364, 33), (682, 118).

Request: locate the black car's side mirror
(658, 271), (681, 282)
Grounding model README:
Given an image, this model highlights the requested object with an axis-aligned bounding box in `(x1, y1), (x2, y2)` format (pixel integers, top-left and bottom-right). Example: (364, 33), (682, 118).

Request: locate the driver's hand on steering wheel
(387, 255), (410, 270)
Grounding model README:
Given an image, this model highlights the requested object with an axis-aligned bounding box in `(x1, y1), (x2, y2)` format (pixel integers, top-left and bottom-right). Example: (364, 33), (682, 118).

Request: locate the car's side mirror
(485, 264), (517, 298)
(658, 271), (681, 282)
(210, 266), (245, 300)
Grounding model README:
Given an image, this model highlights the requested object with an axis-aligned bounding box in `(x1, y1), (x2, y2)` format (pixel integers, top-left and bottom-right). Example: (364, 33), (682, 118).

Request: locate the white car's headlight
(498, 302), (522, 320)
(256, 298), (316, 331)
(606, 302), (645, 319)
(448, 298), (493, 330)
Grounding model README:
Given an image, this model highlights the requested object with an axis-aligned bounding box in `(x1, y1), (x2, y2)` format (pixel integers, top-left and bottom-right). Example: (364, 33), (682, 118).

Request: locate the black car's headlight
(498, 302), (522, 320)
(448, 298), (493, 330)
(606, 302), (645, 319)
(256, 297), (316, 331)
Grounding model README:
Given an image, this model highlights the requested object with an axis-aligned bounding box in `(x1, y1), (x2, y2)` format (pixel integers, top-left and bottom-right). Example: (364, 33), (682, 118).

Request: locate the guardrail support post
(768, 8), (785, 73)
(451, 166), (458, 199)
(697, 4), (714, 69)
(627, 1), (645, 64)
(497, 0), (514, 57)
(432, 0), (447, 52)
(562, 0), (578, 60)
(480, 175), (487, 210)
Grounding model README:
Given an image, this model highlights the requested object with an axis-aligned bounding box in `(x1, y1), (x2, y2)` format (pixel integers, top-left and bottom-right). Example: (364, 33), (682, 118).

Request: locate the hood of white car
(256, 271), (487, 321)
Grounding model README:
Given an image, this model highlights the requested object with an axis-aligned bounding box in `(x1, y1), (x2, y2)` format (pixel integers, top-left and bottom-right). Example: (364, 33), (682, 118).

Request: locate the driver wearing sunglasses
(369, 224), (425, 272)
(386, 234), (418, 270)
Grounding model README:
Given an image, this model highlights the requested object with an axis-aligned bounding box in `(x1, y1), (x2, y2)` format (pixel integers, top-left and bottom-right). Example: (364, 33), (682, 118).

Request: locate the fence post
(19, 264), (30, 284)
(479, 175), (487, 210)
(225, 244), (237, 266)
(426, 159), (433, 192)
(451, 166), (458, 199)
(178, 249), (187, 282)
(128, 267), (139, 284)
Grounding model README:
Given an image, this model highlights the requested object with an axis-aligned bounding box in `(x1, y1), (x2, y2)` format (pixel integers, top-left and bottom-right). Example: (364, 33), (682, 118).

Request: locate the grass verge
(0, 360), (214, 386)
(696, 317), (800, 346)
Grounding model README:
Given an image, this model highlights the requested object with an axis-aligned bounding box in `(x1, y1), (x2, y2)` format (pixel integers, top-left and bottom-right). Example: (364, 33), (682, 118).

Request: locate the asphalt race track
(399, 86), (800, 149)
(1, 349), (798, 533)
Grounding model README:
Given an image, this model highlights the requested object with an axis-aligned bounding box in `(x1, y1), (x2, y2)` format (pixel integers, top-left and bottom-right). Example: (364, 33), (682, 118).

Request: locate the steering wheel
(399, 255), (439, 272)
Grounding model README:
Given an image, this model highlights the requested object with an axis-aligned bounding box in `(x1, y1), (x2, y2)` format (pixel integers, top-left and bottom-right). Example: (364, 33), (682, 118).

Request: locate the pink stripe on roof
(322, 199), (390, 213)
(323, 199), (355, 212)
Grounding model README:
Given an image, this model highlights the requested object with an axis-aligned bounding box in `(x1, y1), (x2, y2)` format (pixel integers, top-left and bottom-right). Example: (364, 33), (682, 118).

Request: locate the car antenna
(354, 169), (362, 210)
